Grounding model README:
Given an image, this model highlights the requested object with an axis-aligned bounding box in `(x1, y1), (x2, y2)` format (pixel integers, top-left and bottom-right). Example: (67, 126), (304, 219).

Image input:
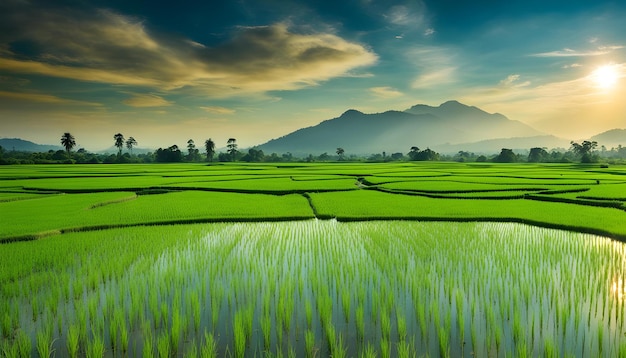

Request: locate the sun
(591, 64), (619, 89)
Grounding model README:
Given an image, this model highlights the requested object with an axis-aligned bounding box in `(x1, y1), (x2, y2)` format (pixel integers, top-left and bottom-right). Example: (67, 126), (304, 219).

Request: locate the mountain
(0, 138), (63, 152)
(257, 100), (544, 155)
(590, 129), (626, 148)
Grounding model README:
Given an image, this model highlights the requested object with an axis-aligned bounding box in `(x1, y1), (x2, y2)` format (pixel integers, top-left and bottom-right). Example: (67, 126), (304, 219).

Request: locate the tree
(227, 138), (238, 161)
(409, 146), (439, 161)
(494, 148), (517, 163)
(528, 147), (548, 163)
(155, 145), (183, 162)
(414, 148), (440, 161)
(204, 139), (215, 162)
(60, 132), (76, 159)
(125, 137), (137, 154)
(570, 140), (598, 163)
(408, 146), (420, 160)
(336, 147), (345, 160)
(242, 148), (265, 162)
(186, 139), (200, 161)
(114, 133), (125, 156)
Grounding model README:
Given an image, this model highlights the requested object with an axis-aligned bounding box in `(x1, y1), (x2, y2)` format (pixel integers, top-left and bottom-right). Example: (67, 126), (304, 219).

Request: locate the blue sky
(1, 0), (625, 150)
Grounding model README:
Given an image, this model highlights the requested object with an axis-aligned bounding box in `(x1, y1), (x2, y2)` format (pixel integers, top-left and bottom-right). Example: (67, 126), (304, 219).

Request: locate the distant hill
(591, 129), (626, 148)
(0, 138), (62, 152)
(257, 100), (544, 155)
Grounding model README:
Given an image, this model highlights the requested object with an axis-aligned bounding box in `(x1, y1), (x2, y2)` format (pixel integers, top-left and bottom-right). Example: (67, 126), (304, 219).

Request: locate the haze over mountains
(3, 100), (625, 155)
(258, 100), (574, 155)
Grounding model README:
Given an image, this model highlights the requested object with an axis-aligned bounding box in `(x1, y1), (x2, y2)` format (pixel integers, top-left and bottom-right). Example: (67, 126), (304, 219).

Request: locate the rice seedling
(305, 329), (315, 358)
(396, 340), (416, 358)
(35, 326), (54, 358)
(305, 299), (313, 328)
(261, 313), (272, 349)
(233, 310), (247, 358)
(355, 304), (365, 340)
(333, 333), (347, 358)
(66, 324), (80, 358)
(119, 320), (129, 354)
(2, 340), (18, 358)
(380, 336), (390, 358)
(171, 310), (182, 354)
(200, 331), (217, 358)
(359, 342), (377, 358)
(156, 331), (170, 358)
(143, 335), (154, 358)
(543, 335), (558, 358)
(86, 335), (105, 358)
(438, 327), (450, 358)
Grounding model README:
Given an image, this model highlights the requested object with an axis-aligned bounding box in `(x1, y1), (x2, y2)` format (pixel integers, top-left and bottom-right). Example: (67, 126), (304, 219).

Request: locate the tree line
(1, 133), (625, 165)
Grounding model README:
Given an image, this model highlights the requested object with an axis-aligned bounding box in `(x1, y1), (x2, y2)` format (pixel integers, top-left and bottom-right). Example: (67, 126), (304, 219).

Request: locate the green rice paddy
(1, 162), (626, 357)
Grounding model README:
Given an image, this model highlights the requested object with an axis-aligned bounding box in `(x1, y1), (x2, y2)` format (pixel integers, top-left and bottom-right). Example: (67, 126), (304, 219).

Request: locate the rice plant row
(1, 221), (625, 357)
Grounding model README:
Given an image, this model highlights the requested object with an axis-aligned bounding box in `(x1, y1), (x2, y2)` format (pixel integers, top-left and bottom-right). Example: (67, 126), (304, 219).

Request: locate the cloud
(369, 86), (403, 98)
(200, 106), (236, 115)
(406, 46), (457, 89)
(0, 90), (101, 106)
(123, 94), (172, 107)
(531, 45), (623, 57)
(0, 6), (377, 96)
(384, 2), (427, 27)
(411, 67), (456, 88)
(499, 74), (530, 88)
(460, 62), (626, 127)
(562, 63), (583, 69)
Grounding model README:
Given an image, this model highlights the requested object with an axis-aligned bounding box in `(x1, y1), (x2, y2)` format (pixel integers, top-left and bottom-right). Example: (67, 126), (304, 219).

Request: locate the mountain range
(258, 100), (571, 155)
(3, 100), (626, 155)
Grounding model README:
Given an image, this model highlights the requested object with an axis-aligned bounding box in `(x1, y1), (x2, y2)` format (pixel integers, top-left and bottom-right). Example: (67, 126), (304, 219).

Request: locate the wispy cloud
(531, 45), (623, 57)
(407, 46), (457, 89)
(562, 63), (583, 69)
(123, 94), (172, 107)
(382, 1), (432, 37)
(200, 106), (236, 115)
(369, 86), (403, 98)
(0, 6), (377, 96)
(0, 90), (101, 106)
(411, 67), (456, 88)
(499, 74), (530, 88)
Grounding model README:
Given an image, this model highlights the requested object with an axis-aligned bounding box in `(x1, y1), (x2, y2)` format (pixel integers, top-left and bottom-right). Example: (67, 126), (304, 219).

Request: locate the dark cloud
(0, 4), (377, 95)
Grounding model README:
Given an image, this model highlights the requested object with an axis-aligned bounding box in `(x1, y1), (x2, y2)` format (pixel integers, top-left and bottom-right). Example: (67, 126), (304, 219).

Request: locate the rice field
(1, 221), (626, 357)
(2, 162), (626, 357)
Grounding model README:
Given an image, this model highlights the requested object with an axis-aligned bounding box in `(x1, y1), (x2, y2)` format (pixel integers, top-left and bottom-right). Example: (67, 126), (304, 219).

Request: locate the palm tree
(336, 147), (345, 160)
(204, 138), (215, 162)
(227, 138), (238, 161)
(125, 137), (137, 154)
(60, 132), (76, 159)
(114, 133), (125, 156)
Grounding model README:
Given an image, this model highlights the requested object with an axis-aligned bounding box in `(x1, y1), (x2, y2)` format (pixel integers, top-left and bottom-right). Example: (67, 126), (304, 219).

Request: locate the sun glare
(591, 64), (619, 89)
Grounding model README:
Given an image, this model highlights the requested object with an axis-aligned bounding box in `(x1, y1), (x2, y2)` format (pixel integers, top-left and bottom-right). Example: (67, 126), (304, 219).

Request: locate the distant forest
(1, 133), (626, 165)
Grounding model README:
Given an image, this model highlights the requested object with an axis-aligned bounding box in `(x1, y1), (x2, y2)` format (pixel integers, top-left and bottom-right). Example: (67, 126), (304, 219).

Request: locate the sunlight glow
(591, 64), (619, 89)
(611, 278), (625, 301)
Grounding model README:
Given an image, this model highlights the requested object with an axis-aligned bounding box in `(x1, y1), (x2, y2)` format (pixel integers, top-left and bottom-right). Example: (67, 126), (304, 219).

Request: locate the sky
(1, 0), (625, 151)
